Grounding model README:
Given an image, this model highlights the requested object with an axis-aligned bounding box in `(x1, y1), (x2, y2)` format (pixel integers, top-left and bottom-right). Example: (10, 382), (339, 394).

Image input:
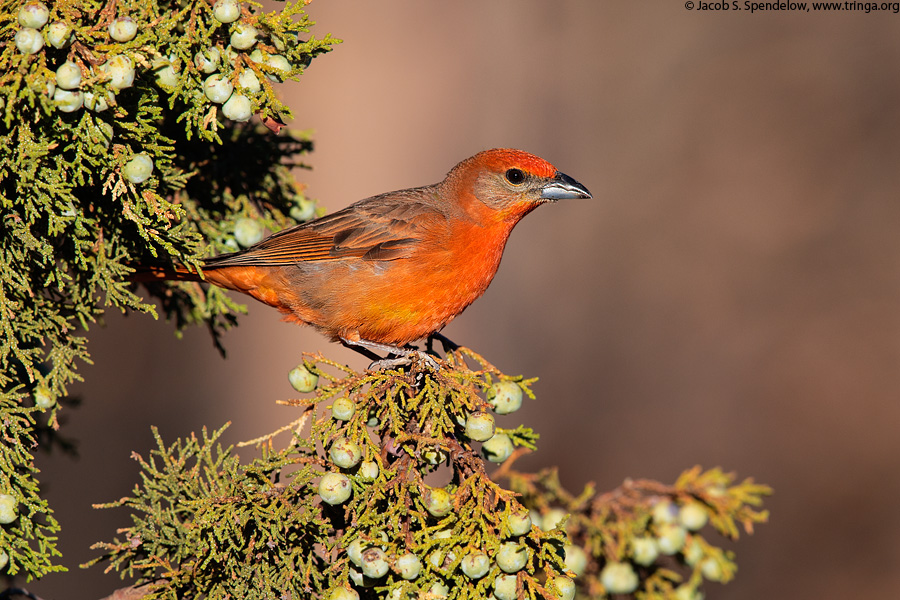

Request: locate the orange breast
(318, 218), (512, 345)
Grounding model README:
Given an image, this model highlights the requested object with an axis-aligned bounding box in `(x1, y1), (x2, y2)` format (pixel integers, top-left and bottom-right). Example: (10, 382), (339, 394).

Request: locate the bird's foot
(367, 350), (440, 372)
(340, 337), (441, 372)
(427, 332), (459, 354)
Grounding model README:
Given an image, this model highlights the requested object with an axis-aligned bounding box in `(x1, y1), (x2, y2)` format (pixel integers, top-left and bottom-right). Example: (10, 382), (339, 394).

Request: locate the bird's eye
(505, 168), (526, 185)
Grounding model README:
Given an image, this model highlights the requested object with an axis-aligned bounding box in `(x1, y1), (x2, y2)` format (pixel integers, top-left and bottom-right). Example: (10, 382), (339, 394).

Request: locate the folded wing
(205, 188), (442, 268)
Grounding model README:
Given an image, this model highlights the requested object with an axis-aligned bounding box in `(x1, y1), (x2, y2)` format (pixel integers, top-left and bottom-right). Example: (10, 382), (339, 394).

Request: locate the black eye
(505, 168), (526, 185)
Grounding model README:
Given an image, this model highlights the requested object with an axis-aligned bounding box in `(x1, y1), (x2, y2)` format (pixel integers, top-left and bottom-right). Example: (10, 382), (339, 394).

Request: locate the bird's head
(449, 148), (592, 222)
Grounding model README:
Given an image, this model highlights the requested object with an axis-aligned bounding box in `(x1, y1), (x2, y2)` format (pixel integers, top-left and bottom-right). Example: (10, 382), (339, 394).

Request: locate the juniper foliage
(88, 352), (770, 599)
(1, 0), (334, 580)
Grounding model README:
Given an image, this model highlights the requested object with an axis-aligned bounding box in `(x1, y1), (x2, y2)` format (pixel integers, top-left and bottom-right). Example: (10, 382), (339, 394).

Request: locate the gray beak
(540, 171), (592, 200)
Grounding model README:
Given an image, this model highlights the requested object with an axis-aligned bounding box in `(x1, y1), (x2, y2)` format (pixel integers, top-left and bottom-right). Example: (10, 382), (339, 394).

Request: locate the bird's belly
(329, 249), (502, 345)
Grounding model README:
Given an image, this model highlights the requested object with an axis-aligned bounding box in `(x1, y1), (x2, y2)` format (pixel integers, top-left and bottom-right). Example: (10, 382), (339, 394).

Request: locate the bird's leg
(340, 340), (382, 363)
(427, 332), (460, 355)
(340, 337), (441, 371)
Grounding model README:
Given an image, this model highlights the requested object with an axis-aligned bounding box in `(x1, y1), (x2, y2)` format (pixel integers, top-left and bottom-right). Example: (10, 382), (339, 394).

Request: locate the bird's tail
(130, 263), (204, 283)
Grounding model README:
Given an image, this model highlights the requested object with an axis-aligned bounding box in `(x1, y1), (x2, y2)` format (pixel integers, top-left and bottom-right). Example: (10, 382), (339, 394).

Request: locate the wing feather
(204, 188), (443, 268)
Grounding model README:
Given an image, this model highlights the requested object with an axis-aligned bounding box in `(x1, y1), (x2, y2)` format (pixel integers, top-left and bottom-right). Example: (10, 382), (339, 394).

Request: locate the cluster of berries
(323, 505), (575, 600)
(475, 380), (524, 463)
(12, 0), (301, 124)
(196, 0), (296, 122)
(14, 1), (134, 114)
(567, 497), (722, 598)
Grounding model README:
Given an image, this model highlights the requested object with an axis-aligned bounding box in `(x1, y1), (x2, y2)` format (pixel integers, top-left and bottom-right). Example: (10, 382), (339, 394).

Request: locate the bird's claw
(341, 337), (441, 372)
(412, 350), (441, 371)
(367, 349), (441, 372)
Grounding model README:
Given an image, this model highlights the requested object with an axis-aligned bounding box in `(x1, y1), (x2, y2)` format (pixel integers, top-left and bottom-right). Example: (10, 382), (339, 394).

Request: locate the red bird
(145, 149), (591, 365)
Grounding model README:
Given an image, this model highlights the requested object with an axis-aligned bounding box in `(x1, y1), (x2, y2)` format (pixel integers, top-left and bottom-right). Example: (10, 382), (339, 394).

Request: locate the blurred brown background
(29, 1), (900, 598)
